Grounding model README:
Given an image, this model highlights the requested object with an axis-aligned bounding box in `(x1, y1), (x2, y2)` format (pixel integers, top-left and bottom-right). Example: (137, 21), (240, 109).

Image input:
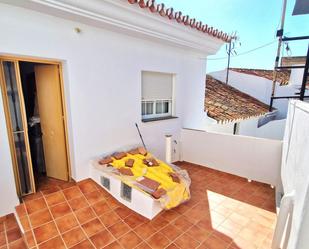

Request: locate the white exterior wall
(181, 128), (283, 186)
(280, 101), (309, 249)
(204, 116), (236, 134)
(0, 2), (213, 214)
(205, 122), (235, 134)
(205, 116), (286, 141)
(238, 118), (286, 140)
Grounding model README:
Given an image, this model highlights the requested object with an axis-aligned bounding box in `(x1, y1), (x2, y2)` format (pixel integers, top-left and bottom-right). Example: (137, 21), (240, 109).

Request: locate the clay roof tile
(205, 75), (270, 123)
(127, 0), (231, 42)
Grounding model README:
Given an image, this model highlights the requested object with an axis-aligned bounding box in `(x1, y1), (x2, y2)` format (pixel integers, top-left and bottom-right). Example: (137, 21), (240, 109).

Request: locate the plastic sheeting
(94, 149), (191, 210)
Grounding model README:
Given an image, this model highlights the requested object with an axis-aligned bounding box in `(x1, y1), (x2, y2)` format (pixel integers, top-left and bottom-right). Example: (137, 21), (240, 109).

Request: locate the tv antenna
(226, 31), (241, 84)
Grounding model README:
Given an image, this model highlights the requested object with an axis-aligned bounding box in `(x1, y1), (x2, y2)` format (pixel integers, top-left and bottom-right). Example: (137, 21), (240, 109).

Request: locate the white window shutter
(142, 72), (173, 100)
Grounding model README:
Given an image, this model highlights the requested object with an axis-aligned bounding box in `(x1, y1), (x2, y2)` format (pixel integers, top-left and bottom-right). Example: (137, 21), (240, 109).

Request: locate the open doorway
(0, 58), (70, 196)
(19, 62), (46, 190)
(19, 61), (70, 192)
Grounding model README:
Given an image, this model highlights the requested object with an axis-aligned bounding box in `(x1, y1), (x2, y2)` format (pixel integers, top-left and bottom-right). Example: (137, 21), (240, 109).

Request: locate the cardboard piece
(152, 188), (167, 199)
(143, 158), (159, 167)
(125, 159), (135, 167)
(169, 172), (181, 183)
(138, 147), (148, 156)
(99, 156), (113, 165)
(128, 148), (139, 155)
(118, 167), (134, 176)
(113, 152), (127, 160)
(138, 177), (160, 191)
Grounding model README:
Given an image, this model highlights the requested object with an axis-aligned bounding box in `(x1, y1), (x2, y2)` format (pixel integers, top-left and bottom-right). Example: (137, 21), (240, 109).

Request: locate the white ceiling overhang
(2, 0), (226, 55)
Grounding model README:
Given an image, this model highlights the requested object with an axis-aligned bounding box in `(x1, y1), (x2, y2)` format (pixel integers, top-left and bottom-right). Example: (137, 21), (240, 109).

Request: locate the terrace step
(0, 212), (28, 248)
(15, 204), (32, 249)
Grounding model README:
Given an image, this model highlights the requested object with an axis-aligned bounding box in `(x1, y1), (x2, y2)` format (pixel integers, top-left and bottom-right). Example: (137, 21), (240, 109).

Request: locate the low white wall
(181, 128), (283, 186)
(239, 118), (286, 140)
(205, 116), (286, 141)
(205, 117), (235, 134)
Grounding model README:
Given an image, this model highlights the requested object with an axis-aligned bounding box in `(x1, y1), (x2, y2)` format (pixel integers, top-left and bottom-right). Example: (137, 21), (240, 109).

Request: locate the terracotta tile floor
(34, 175), (75, 193)
(0, 213), (28, 249)
(13, 162), (276, 249)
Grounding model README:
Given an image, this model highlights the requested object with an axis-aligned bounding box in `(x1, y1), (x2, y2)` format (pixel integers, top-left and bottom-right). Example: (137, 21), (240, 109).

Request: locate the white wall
(205, 121), (235, 134)
(181, 128), (283, 186)
(0, 2), (212, 193)
(238, 117), (286, 140)
(205, 115), (286, 140)
(280, 101), (309, 249)
(0, 93), (20, 216)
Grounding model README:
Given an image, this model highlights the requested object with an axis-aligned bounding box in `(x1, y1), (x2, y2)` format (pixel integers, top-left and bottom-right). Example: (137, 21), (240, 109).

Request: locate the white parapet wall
(180, 128), (283, 186)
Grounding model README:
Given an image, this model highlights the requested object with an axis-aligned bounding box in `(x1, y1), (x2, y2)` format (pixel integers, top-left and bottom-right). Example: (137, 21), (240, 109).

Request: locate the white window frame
(141, 99), (172, 120)
(141, 71), (175, 121)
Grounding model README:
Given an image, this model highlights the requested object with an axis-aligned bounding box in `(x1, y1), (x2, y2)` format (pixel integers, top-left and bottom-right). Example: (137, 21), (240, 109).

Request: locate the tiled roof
(281, 56), (306, 66)
(230, 68), (291, 86)
(127, 0), (231, 42)
(205, 75), (269, 123)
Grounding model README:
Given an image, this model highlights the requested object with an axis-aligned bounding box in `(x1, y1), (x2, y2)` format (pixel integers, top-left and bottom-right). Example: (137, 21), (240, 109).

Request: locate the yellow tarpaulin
(109, 153), (190, 209)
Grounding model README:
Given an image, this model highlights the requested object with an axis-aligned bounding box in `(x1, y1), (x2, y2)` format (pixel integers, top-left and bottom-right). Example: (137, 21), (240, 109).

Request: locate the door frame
(0, 55), (72, 196)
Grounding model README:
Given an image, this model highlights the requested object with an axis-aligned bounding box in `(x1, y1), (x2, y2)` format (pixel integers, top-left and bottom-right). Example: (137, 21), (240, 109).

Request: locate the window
(141, 71), (174, 120)
(100, 176), (110, 190)
(121, 183), (132, 202)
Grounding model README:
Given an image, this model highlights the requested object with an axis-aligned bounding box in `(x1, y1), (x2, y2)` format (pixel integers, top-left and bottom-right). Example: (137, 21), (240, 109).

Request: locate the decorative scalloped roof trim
(217, 113), (267, 125)
(127, 0), (231, 42)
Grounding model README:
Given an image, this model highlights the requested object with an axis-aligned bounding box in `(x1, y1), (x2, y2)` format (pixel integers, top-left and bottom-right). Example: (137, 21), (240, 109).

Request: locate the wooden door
(34, 64), (68, 181)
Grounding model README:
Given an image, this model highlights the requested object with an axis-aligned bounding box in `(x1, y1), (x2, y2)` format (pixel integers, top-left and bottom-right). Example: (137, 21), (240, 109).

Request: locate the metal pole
(135, 123), (147, 150)
(226, 40), (232, 84)
(300, 44), (309, 101)
(270, 0), (287, 111)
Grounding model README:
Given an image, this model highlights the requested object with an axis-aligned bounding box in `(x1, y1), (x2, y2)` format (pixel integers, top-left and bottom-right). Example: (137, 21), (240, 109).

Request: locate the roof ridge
(229, 68), (291, 85)
(229, 68), (274, 71)
(127, 0), (231, 42)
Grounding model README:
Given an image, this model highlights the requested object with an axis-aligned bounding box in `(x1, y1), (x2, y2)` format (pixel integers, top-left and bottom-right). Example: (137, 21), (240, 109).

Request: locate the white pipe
(165, 135), (172, 163)
(272, 191), (295, 249)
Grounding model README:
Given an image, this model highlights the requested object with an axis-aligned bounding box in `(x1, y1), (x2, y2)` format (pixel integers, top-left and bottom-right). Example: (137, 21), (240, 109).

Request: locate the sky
(157, 0), (309, 73)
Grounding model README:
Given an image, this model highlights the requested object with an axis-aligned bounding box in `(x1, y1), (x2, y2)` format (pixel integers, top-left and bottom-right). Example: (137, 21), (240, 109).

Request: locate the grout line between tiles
(79, 184), (126, 249)
(57, 187), (96, 249)
(3, 217), (8, 248)
(41, 191), (69, 249)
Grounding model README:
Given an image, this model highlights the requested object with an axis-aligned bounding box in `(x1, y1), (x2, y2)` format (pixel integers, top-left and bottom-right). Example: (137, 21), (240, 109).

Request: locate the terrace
(0, 0), (308, 249)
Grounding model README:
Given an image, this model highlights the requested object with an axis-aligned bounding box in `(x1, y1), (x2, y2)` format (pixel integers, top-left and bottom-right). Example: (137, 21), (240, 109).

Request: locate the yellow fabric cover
(110, 153), (190, 209)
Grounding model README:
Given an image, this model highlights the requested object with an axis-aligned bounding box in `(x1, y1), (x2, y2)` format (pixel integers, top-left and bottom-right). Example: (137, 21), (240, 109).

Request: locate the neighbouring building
(211, 58), (309, 119)
(203, 75), (286, 139)
(208, 58), (309, 139)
